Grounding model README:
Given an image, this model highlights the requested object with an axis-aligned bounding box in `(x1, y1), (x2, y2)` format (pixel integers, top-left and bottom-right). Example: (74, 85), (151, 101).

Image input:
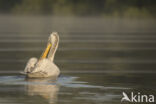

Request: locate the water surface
(0, 15), (156, 104)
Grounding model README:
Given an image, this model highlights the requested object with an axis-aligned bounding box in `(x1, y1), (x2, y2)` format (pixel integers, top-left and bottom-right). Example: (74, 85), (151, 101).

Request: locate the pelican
(23, 32), (60, 78)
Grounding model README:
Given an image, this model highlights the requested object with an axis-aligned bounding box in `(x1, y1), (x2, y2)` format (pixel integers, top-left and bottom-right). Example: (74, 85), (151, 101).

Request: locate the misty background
(0, 0), (155, 17)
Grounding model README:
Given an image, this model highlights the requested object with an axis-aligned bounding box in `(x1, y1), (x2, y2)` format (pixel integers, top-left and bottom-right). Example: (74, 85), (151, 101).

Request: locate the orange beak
(40, 43), (52, 60)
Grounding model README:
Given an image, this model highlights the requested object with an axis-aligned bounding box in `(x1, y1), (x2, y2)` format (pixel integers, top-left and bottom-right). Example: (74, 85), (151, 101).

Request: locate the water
(0, 15), (156, 104)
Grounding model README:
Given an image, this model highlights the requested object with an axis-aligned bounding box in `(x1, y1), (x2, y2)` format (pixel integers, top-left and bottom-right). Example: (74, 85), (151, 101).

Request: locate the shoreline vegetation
(0, 0), (156, 18)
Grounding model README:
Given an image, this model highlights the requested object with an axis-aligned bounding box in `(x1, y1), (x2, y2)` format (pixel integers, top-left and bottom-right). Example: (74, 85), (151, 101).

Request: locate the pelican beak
(40, 42), (52, 60)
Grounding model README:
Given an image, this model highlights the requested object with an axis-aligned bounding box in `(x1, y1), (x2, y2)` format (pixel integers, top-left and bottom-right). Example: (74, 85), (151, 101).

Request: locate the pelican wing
(31, 59), (60, 77)
(24, 57), (38, 73)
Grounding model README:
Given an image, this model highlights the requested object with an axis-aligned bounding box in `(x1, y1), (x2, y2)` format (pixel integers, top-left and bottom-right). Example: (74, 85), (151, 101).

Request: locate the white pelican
(24, 32), (60, 78)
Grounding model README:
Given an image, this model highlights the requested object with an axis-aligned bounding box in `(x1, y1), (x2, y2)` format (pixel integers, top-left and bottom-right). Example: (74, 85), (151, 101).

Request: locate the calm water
(0, 15), (156, 104)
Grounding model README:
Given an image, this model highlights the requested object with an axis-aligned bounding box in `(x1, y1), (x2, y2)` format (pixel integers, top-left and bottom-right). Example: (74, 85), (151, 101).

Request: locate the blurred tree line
(0, 0), (156, 17)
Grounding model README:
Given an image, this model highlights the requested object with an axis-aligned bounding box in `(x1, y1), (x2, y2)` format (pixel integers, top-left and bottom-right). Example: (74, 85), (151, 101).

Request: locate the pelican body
(24, 32), (60, 78)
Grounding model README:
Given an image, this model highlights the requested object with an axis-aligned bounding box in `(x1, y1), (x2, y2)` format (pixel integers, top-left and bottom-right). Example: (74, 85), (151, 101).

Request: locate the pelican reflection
(25, 78), (59, 104)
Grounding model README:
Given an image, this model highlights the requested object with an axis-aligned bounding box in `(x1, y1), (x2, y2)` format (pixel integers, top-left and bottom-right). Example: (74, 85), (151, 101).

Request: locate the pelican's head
(40, 32), (59, 61)
(48, 32), (59, 47)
